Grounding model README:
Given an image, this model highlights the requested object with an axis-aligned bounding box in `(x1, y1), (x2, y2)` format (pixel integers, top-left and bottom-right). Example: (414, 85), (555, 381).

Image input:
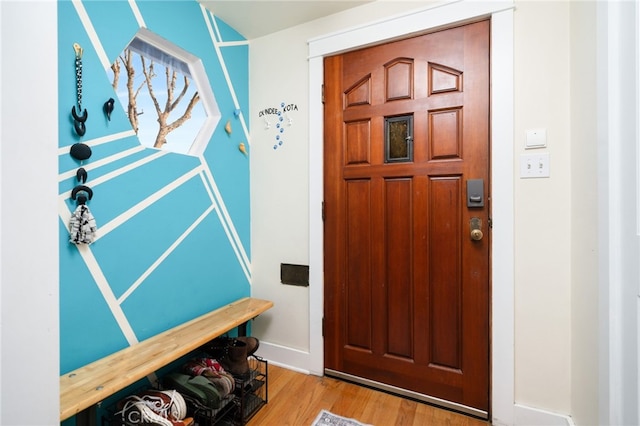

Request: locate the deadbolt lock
(470, 217), (483, 241)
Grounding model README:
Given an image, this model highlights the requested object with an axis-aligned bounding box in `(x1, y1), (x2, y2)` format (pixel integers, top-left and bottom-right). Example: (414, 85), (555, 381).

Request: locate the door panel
(429, 177), (462, 370)
(345, 179), (373, 350)
(324, 19), (491, 413)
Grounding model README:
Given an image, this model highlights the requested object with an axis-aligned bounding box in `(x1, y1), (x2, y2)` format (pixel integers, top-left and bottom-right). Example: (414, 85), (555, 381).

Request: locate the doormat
(311, 409), (372, 426)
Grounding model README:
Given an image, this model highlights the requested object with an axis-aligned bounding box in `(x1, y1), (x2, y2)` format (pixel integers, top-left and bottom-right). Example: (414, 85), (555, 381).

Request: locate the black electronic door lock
(467, 179), (484, 208)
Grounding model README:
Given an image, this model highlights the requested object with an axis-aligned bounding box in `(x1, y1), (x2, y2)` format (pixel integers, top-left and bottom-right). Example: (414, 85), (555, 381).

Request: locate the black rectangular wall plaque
(280, 263), (309, 287)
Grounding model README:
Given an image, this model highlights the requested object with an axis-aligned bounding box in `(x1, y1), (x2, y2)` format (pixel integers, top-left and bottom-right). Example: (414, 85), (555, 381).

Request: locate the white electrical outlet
(520, 152), (550, 178)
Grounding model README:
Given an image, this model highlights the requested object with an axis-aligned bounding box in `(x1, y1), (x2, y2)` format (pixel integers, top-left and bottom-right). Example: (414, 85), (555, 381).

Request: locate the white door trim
(597, 1), (640, 425)
(307, 1), (515, 424)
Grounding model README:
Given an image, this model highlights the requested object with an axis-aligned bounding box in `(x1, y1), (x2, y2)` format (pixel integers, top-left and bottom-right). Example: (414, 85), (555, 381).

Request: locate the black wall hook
(71, 106), (88, 137)
(71, 106), (88, 122)
(76, 167), (88, 183)
(71, 185), (93, 205)
(73, 120), (86, 137)
(104, 98), (115, 121)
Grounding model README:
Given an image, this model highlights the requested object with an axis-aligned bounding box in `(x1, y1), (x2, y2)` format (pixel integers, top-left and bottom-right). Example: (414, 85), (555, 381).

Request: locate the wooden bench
(60, 297), (273, 422)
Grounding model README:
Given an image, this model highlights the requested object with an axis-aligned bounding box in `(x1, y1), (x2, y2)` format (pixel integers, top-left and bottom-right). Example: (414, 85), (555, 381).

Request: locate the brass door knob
(470, 217), (483, 241)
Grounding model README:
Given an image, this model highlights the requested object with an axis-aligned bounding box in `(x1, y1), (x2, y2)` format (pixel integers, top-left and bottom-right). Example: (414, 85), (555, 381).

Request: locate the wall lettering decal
(258, 102), (299, 150)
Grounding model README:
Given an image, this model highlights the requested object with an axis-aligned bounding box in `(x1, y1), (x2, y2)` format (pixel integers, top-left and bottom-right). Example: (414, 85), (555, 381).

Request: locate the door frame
(307, 1), (515, 424)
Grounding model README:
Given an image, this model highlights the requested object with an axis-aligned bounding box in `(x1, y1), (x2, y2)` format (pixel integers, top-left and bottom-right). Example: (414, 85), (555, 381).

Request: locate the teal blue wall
(58, 0), (250, 379)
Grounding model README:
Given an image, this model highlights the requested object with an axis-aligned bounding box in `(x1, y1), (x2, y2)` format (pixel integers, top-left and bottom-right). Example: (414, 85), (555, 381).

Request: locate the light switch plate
(520, 153), (550, 178)
(525, 128), (547, 149)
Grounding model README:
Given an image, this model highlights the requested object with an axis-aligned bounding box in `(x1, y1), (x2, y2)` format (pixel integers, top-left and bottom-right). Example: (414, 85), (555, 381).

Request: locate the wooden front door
(323, 20), (490, 413)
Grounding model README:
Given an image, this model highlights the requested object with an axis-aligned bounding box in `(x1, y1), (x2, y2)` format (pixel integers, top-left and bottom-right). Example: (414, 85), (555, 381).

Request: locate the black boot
(236, 336), (259, 356)
(219, 339), (249, 377)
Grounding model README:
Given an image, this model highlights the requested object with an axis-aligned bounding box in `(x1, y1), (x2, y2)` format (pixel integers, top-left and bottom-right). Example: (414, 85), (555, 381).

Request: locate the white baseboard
(253, 341), (312, 375)
(515, 404), (575, 426)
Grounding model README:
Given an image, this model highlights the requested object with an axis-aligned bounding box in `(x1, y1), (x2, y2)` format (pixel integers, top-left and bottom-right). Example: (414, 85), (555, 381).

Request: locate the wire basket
(189, 356), (268, 426)
(233, 356), (267, 425)
(182, 392), (237, 426)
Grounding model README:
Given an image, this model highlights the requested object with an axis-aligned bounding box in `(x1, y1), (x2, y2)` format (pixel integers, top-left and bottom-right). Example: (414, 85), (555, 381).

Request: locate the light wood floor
(247, 364), (489, 426)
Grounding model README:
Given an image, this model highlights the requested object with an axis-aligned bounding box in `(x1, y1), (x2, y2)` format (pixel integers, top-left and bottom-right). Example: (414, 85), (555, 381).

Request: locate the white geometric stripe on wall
(202, 6), (251, 145)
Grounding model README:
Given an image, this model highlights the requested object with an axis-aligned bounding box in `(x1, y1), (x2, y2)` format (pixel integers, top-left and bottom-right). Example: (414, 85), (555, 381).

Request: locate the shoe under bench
(59, 297), (273, 424)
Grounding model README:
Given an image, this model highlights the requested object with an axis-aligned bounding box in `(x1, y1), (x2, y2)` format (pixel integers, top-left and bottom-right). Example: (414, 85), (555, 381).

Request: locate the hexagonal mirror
(107, 28), (220, 156)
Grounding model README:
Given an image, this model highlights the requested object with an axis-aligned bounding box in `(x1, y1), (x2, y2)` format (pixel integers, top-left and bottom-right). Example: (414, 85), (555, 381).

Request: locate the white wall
(248, 21), (312, 352)
(570, 2), (599, 425)
(513, 1), (572, 414)
(0, 2), (59, 425)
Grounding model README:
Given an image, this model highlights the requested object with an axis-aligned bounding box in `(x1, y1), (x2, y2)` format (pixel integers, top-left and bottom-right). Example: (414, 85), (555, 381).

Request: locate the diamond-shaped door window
(107, 28), (220, 156)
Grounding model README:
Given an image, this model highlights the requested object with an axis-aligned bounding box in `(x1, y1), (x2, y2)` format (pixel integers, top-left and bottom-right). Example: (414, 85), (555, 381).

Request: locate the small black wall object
(71, 106), (88, 136)
(73, 120), (87, 137)
(76, 167), (88, 183)
(104, 98), (115, 121)
(70, 143), (92, 161)
(280, 263), (309, 287)
(71, 105), (88, 122)
(71, 185), (93, 205)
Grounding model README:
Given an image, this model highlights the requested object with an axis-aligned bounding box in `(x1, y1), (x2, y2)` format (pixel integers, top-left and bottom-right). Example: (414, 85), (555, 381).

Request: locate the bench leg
(238, 321), (248, 337)
(75, 406), (97, 426)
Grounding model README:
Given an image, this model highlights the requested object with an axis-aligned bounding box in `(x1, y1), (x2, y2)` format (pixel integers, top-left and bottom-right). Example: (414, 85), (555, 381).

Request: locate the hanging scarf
(69, 204), (97, 245)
